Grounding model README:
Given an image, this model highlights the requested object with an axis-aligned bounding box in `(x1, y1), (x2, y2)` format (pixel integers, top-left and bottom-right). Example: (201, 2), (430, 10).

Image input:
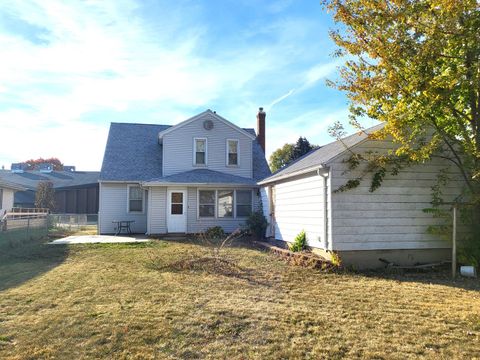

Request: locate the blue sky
(0, 0), (368, 170)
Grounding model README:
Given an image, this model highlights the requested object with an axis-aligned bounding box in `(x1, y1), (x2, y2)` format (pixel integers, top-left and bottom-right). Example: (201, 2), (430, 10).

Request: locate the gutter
(141, 181), (258, 188)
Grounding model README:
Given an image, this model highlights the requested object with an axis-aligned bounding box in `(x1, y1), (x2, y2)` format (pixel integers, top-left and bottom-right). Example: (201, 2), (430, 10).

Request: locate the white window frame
(193, 137), (208, 166)
(127, 184), (145, 214)
(234, 189), (253, 218)
(226, 139), (240, 166)
(197, 189), (216, 219)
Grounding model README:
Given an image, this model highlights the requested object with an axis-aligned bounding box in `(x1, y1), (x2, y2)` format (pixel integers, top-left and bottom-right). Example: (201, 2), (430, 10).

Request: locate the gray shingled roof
(0, 179), (26, 191)
(145, 169), (258, 185)
(0, 170), (100, 190)
(100, 123), (271, 184)
(260, 123), (385, 184)
(100, 123), (170, 181)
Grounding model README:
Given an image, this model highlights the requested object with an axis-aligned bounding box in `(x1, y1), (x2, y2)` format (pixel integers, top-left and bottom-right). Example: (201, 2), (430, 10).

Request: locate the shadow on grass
(0, 237), (69, 292)
(353, 266), (480, 291)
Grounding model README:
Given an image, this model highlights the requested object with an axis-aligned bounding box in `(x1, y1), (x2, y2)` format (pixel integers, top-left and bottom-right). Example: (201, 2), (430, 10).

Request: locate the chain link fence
(49, 214), (98, 232)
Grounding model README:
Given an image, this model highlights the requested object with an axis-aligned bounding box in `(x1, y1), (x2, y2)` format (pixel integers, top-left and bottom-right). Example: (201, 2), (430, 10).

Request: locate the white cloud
(0, 0), (349, 170)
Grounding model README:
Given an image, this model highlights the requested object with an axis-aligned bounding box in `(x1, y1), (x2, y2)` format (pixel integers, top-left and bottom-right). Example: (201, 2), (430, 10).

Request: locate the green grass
(0, 227), (48, 248)
(0, 238), (479, 359)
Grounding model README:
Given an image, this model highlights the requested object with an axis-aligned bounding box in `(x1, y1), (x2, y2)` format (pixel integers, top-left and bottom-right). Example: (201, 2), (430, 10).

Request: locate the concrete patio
(49, 235), (150, 245)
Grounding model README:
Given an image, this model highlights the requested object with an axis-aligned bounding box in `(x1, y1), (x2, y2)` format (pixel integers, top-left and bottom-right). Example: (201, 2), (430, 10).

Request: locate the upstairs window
(128, 185), (143, 212)
(227, 139), (239, 166)
(194, 138), (207, 166)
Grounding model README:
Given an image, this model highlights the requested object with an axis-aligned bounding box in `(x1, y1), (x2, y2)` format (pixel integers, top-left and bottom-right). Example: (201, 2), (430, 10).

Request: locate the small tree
(292, 137), (315, 160)
(35, 181), (55, 211)
(246, 210), (268, 240)
(269, 137), (317, 172)
(269, 143), (295, 172)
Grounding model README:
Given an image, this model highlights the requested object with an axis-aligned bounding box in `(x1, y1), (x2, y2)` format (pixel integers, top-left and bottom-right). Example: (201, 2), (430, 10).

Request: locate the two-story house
(98, 109), (271, 235)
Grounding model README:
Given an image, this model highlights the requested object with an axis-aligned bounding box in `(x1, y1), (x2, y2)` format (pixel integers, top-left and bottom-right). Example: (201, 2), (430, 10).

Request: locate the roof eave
(157, 110), (256, 141)
(258, 164), (328, 185)
(0, 182), (27, 191)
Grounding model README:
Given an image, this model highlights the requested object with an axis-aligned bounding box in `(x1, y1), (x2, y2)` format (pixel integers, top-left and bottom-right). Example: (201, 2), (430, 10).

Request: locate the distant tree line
(23, 157), (63, 171)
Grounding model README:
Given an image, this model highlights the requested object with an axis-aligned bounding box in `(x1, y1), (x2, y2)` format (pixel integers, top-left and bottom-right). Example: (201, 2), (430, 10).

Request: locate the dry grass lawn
(0, 238), (479, 359)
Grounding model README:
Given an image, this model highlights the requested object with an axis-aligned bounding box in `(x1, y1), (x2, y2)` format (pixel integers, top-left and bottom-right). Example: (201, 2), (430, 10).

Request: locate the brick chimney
(256, 107), (266, 153)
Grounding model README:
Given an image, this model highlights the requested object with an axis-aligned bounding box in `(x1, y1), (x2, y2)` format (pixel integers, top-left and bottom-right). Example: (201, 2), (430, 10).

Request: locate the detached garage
(260, 124), (464, 268)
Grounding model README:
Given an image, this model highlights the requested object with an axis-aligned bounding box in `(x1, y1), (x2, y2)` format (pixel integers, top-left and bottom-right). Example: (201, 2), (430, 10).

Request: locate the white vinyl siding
(271, 174), (326, 248)
(162, 113), (252, 178)
(329, 139), (464, 251)
(147, 186), (167, 234)
(259, 187), (271, 236)
(99, 183), (147, 234)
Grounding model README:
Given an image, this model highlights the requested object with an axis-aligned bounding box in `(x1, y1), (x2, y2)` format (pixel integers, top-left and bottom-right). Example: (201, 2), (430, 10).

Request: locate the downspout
(317, 168), (329, 250)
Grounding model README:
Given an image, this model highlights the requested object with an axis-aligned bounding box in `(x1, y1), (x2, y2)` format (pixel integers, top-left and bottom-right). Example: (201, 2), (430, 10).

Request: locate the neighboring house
(98, 109), (271, 235)
(259, 124), (464, 268)
(0, 180), (26, 215)
(0, 167), (100, 214)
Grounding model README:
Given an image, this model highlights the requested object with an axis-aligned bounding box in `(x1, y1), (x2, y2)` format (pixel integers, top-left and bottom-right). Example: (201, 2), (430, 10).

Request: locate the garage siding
(272, 173), (326, 248)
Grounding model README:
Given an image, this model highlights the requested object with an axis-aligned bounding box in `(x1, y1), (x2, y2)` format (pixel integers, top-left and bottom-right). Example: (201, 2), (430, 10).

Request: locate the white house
(98, 109), (271, 235)
(0, 180), (26, 216)
(259, 124), (464, 268)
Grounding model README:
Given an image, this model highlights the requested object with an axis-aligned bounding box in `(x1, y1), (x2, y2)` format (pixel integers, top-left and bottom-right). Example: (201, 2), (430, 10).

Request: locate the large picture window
(194, 138), (207, 165)
(217, 190), (233, 218)
(236, 190), (252, 217)
(227, 139), (239, 166)
(198, 189), (253, 219)
(128, 186), (143, 212)
(199, 190), (215, 217)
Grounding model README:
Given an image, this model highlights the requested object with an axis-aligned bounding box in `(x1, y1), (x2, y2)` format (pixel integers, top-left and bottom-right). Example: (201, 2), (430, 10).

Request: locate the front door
(167, 189), (187, 233)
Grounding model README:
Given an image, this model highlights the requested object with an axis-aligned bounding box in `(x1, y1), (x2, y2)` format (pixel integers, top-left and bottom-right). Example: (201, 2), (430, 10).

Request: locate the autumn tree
(323, 0), (480, 262)
(35, 181), (55, 212)
(269, 137), (317, 172)
(24, 157), (63, 170)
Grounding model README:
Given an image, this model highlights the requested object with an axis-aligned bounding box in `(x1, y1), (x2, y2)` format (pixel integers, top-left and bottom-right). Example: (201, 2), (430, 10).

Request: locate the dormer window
(194, 138), (207, 166)
(227, 139), (239, 166)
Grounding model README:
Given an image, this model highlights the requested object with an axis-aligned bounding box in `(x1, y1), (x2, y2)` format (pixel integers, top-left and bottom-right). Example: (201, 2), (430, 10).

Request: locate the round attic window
(203, 119), (214, 130)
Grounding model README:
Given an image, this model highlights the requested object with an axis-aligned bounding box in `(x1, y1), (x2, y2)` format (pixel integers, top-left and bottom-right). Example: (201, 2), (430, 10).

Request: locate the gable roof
(157, 110), (256, 141)
(259, 123), (385, 184)
(0, 170), (99, 190)
(100, 122), (270, 183)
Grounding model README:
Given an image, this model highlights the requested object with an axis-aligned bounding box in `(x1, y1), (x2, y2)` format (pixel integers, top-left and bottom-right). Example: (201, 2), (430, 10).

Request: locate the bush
(245, 210), (268, 240)
(289, 230), (307, 252)
(330, 251), (342, 267)
(204, 226), (225, 240)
